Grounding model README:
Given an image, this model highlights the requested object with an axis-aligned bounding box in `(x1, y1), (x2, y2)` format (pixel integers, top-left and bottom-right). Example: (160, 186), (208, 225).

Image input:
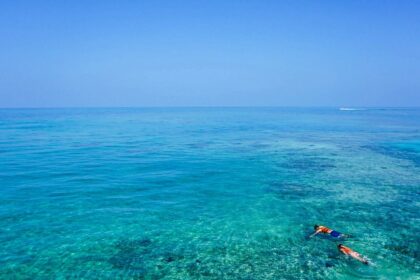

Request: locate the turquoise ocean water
(0, 108), (419, 279)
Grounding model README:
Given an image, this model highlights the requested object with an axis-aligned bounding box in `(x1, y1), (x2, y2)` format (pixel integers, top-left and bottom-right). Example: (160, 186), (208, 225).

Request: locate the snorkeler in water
(338, 244), (369, 264)
(310, 225), (348, 238)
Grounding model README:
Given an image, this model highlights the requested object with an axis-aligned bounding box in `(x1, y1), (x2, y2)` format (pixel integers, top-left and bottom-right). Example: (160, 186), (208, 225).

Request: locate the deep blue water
(0, 108), (419, 279)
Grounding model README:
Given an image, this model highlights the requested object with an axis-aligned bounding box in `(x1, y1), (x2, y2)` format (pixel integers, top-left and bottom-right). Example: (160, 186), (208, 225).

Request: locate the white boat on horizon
(339, 107), (365, 111)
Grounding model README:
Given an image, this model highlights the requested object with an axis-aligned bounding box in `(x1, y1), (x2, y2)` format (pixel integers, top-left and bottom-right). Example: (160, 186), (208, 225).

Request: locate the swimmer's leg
(330, 230), (341, 238)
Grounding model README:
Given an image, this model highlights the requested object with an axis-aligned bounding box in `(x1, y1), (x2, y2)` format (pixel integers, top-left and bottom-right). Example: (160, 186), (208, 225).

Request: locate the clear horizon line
(1, 105), (420, 110)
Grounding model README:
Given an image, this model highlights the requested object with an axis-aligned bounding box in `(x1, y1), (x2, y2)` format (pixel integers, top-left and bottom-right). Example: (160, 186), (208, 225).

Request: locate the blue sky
(1, 1), (419, 107)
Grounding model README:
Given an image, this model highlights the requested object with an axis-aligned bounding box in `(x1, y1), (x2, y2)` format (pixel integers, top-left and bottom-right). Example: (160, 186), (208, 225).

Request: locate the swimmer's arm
(309, 229), (322, 238)
(355, 256), (369, 264)
(350, 253), (369, 264)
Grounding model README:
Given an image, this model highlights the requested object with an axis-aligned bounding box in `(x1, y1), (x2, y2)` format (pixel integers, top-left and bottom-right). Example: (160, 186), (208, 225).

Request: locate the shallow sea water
(0, 108), (419, 279)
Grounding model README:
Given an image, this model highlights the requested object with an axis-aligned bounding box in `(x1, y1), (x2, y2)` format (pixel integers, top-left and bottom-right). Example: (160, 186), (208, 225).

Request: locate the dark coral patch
(109, 252), (144, 270)
(114, 238), (152, 252)
(278, 156), (335, 174)
(363, 143), (420, 167)
(162, 252), (184, 263)
(109, 238), (153, 273)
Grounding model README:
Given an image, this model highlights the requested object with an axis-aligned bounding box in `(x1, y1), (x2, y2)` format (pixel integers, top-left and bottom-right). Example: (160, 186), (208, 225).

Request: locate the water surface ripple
(0, 108), (419, 279)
